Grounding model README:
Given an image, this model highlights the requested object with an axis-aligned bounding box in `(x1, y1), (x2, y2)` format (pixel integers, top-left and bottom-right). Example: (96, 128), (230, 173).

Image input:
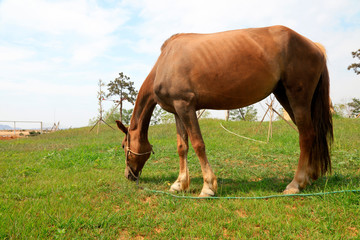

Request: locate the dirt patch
(0, 130), (32, 140)
(0, 135), (20, 140)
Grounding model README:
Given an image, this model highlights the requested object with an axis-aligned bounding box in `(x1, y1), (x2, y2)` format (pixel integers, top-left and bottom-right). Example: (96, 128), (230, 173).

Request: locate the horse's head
(116, 120), (153, 181)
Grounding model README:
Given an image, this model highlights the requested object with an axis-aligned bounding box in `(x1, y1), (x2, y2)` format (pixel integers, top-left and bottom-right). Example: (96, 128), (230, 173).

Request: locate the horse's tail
(310, 56), (333, 179)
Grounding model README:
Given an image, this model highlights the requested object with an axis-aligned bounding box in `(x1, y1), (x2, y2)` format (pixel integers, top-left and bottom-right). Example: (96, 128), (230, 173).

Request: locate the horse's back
(154, 26), (323, 110)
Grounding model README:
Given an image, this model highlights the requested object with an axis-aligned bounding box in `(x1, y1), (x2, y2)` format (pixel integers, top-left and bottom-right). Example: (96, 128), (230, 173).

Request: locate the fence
(0, 121), (43, 135)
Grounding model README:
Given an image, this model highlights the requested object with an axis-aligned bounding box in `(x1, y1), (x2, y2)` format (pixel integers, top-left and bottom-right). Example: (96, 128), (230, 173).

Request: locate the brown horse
(116, 25), (333, 197)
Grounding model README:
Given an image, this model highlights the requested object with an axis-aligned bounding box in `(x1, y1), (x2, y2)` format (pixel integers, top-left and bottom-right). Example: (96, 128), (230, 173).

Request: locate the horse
(115, 25), (333, 197)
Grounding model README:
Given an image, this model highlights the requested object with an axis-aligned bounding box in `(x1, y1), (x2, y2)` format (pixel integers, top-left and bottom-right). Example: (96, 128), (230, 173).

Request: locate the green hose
(141, 187), (360, 200)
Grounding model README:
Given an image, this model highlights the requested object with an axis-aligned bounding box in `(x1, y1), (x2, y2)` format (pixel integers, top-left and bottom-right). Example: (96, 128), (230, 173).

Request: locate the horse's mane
(161, 33), (195, 51)
(161, 34), (182, 51)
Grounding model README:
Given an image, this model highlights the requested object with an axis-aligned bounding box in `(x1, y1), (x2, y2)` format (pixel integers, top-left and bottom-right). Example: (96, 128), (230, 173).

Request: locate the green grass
(1, 118), (359, 239)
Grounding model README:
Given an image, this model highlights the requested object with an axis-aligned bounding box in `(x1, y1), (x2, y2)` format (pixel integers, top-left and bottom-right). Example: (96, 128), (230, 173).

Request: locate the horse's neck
(129, 77), (156, 141)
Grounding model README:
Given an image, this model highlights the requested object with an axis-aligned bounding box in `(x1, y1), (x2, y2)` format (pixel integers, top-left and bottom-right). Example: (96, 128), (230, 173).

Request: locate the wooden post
(267, 102), (273, 143)
(40, 122), (43, 134)
(14, 121), (16, 135)
(266, 104), (298, 133)
(225, 110), (229, 121)
(104, 102), (120, 122)
(255, 105), (270, 134)
(89, 79), (115, 134)
(97, 119), (100, 134)
(197, 109), (206, 119)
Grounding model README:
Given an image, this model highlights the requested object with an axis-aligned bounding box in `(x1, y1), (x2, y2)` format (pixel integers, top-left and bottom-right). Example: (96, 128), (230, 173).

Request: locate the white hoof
(169, 181), (181, 192)
(199, 188), (215, 197)
(169, 178), (189, 193)
(283, 188), (300, 195)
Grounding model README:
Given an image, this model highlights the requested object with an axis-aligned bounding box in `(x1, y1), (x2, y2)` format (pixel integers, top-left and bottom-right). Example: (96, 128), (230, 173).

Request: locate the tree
(150, 106), (212, 125)
(121, 109), (133, 125)
(97, 79), (106, 120)
(89, 107), (133, 126)
(150, 105), (174, 125)
(348, 98), (360, 117)
(333, 98), (360, 118)
(229, 106), (258, 121)
(104, 107), (133, 125)
(107, 72), (138, 122)
(347, 49), (360, 75)
(150, 105), (163, 125)
(333, 103), (350, 118)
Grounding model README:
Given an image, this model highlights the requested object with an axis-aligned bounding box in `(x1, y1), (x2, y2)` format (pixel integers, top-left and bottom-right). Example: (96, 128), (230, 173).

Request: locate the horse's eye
(122, 144), (125, 149)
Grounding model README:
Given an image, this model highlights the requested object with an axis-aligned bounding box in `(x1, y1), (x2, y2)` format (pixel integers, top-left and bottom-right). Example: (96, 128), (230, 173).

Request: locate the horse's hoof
(169, 180), (189, 193)
(199, 189), (215, 197)
(283, 188), (300, 195)
(169, 182), (181, 192)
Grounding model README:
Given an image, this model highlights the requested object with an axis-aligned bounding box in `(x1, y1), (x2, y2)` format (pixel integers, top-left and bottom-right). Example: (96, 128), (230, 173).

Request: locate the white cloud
(0, 0), (127, 37)
(127, 0), (360, 54)
(71, 36), (115, 64)
(1, 80), (96, 97)
(0, 46), (35, 62)
(0, 0), (129, 67)
(0, 0), (133, 127)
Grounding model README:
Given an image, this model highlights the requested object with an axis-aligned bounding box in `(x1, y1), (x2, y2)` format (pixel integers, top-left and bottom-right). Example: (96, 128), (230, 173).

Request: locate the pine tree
(229, 106), (258, 121)
(106, 72), (138, 122)
(348, 98), (360, 117)
(348, 49), (360, 75)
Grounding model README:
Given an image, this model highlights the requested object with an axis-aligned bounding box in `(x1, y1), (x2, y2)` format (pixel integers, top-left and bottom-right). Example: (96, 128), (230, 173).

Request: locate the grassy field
(0, 118), (359, 239)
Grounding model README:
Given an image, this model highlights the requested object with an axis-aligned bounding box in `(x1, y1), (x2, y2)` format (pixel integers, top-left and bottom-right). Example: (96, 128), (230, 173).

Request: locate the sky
(1, 0), (359, 128)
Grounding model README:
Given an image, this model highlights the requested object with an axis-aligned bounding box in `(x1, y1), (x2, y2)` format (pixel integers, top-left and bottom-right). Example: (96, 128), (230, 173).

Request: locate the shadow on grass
(140, 172), (360, 196)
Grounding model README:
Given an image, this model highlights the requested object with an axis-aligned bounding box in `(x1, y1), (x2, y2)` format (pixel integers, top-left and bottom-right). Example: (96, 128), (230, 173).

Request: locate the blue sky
(1, 0), (359, 128)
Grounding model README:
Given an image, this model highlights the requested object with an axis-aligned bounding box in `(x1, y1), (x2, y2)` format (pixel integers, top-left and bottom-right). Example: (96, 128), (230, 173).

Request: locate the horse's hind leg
(283, 107), (315, 194)
(173, 100), (217, 197)
(170, 115), (190, 192)
(273, 82), (296, 124)
(278, 80), (318, 194)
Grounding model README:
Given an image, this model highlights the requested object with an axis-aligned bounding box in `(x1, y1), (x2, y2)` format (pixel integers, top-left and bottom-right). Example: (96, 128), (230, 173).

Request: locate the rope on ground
(220, 123), (267, 144)
(141, 187), (360, 200)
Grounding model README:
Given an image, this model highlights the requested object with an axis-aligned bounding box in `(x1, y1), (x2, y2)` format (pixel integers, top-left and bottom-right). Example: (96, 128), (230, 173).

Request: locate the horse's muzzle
(124, 167), (137, 181)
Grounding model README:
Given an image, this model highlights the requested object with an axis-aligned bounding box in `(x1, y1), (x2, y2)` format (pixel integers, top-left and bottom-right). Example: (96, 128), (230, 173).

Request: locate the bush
(29, 131), (41, 137)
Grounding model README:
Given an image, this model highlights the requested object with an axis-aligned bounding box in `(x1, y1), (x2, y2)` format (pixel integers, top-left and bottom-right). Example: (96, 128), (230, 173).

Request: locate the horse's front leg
(174, 101), (217, 197)
(170, 115), (190, 192)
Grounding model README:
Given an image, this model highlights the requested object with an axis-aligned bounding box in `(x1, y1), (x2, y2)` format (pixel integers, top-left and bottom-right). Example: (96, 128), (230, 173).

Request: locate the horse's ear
(115, 120), (128, 134)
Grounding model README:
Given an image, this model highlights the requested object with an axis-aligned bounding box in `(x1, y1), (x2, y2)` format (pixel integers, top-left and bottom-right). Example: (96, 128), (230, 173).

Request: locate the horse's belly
(194, 71), (279, 110)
